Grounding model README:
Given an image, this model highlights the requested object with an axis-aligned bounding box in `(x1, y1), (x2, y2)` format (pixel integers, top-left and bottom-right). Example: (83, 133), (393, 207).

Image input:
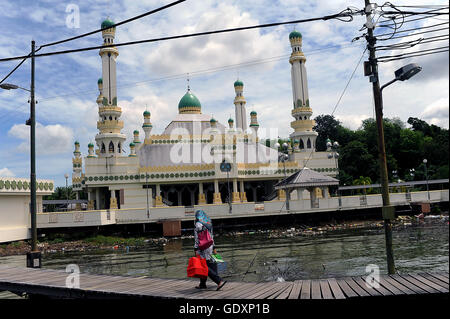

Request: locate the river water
(0, 218), (448, 284)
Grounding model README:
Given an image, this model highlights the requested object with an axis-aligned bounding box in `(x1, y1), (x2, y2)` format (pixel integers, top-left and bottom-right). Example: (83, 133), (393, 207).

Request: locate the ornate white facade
(71, 22), (337, 211)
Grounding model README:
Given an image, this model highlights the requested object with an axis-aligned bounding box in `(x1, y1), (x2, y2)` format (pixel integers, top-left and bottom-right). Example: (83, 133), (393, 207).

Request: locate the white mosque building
(71, 19), (337, 211)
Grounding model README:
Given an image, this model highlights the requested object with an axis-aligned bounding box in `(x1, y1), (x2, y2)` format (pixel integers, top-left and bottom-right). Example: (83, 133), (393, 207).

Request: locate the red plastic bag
(198, 229), (213, 250)
(187, 255), (208, 279)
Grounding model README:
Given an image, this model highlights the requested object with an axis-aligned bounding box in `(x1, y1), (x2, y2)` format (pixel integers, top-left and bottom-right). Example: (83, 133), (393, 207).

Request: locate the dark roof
(275, 168), (339, 189)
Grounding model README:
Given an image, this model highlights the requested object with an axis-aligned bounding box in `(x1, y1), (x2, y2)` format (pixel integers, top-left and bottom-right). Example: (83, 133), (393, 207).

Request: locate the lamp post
(275, 142), (290, 212)
(220, 160), (232, 214)
(423, 159), (430, 201)
(327, 140), (341, 207)
(0, 41), (40, 268)
(64, 173), (69, 211)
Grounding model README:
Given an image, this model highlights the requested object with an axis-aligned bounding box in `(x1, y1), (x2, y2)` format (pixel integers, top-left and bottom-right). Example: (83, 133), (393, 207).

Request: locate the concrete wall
(1, 177), (53, 243)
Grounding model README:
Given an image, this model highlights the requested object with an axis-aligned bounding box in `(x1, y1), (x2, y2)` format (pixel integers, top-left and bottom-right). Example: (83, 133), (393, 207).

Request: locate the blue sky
(0, 0), (448, 186)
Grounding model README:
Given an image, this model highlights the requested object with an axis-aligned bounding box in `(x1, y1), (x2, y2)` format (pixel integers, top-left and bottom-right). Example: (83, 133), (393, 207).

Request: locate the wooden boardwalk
(0, 266), (448, 299)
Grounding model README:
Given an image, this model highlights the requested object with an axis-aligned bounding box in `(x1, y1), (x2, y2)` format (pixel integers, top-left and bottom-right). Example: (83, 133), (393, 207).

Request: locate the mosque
(71, 19), (337, 211)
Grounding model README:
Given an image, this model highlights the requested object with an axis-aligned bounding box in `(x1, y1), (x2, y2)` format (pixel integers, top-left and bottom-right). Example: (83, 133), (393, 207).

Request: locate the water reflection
(1, 220), (448, 282)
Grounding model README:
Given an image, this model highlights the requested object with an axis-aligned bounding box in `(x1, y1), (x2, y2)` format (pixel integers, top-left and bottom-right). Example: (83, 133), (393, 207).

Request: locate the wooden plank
(264, 283), (291, 299)
(208, 282), (257, 299)
(275, 283), (294, 299)
(327, 278), (346, 299)
(230, 282), (268, 299)
(438, 272), (449, 279)
(319, 279), (333, 299)
(390, 275), (428, 294)
(426, 273), (449, 285)
(353, 277), (382, 297)
(360, 276), (393, 296)
(342, 278), (370, 297)
(287, 280), (303, 299)
(399, 274), (439, 294)
(311, 280), (322, 299)
(410, 274), (448, 293)
(378, 276), (405, 295)
(246, 282), (285, 299)
(335, 279), (358, 298)
(382, 276), (415, 295)
(300, 280), (311, 299)
(418, 274), (449, 291)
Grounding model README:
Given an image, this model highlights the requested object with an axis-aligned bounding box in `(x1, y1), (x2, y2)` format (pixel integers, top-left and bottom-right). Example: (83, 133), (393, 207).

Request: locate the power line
(377, 45), (449, 60)
(377, 48), (449, 62)
(331, 48), (367, 116)
(374, 21), (449, 38)
(0, 10), (362, 63)
(37, 43), (358, 103)
(0, 0), (186, 85)
(378, 26), (449, 41)
(39, 0), (187, 49)
(375, 35), (449, 51)
(379, 12), (448, 28)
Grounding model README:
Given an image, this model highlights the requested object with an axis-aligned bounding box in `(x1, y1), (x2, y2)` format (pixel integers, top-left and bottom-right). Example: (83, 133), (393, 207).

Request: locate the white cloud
(8, 122), (74, 155)
(0, 167), (15, 177)
(420, 97), (449, 128)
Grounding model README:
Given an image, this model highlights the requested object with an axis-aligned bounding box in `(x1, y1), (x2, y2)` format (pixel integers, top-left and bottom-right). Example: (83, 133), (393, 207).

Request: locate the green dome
(234, 79), (244, 87)
(210, 118), (217, 123)
(133, 130), (139, 135)
(74, 141), (80, 145)
(143, 110), (150, 116)
(101, 19), (115, 29)
(289, 30), (302, 39)
(250, 111), (257, 116)
(178, 91), (201, 110)
(97, 78), (103, 84)
(129, 142), (135, 147)
(88, 142), (94, 148)
(228, 118), (234, 123)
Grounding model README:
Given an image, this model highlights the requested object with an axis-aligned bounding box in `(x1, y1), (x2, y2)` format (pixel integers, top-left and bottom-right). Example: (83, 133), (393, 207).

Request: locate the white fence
(37, 190), (448, 229)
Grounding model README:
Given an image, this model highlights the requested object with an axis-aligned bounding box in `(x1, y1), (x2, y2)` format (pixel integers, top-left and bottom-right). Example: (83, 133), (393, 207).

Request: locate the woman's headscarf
(195, 210), (212, 231)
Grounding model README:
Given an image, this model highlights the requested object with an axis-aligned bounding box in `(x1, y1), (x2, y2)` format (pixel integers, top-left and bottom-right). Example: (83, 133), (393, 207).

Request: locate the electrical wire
(377, 45), (449, 60)
(331, 48), (367, 116)
(378, 48), (449, 62)
(375, 35), (449, 51)
(37, 43), (357, 103)
(0, 0), (186, 85)
(0, 10), (361, 63)
(375, 21), (449, 38)
(39, 0), (187, 49)
(378, 26), (449, 41)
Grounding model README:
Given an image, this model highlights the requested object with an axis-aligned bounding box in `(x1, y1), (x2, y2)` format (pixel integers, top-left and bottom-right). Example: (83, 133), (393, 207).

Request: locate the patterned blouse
(194, 222), (215, 261)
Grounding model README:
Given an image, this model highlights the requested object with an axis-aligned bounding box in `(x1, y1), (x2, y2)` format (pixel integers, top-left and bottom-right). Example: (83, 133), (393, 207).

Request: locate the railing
(37, 189), (448, 228)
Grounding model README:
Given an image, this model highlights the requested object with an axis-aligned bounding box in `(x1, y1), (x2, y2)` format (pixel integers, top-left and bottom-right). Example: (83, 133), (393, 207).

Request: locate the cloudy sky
(0, 0), (448, 186)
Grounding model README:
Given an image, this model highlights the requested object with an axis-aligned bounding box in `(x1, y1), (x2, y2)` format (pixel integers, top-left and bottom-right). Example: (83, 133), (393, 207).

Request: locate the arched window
(307, 138), (311, 149)
(118, 143), (121, 154)
(109, 116), (112, 120)
(101, 143), (106, 153)
(109, 141), (114, 153)
(299, 139), (304, 149)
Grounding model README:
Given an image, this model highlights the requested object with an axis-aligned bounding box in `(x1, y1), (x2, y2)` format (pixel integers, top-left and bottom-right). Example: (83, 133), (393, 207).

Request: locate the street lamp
(64, 174), (69, 211)
(275, 142), (290, 212)
(423, 159), (430, 201)
(373, 62), (422, 275)
(0, 40), (39, 268)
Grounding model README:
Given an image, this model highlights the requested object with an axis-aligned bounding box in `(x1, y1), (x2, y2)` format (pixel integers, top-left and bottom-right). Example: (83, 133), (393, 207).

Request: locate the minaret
(288, 30), (318, 151)
(233, 80), (247, 131)
(95, 18), (126, 157)
(142, 110), (153, 141)
(72, 141), (82, 175)
(249, 111), (259, 141)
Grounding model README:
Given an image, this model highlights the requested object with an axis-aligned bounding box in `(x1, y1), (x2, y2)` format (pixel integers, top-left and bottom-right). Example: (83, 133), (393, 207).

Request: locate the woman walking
(193, 210), (227, 290)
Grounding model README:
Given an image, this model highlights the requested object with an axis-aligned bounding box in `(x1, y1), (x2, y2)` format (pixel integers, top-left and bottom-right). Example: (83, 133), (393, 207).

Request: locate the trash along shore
(1, 214), (448, 257)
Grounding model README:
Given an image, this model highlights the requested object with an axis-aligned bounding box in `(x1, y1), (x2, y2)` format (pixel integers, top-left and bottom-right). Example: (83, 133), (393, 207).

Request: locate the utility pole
(26, 40), (41, 268)
(364, 0), (395, 274)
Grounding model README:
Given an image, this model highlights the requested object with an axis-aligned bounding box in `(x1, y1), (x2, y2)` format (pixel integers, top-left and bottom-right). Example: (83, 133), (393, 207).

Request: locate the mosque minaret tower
(288, 30), (318, 152)
(95, 18), (126, 157)
(233, 79), (247, 131)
